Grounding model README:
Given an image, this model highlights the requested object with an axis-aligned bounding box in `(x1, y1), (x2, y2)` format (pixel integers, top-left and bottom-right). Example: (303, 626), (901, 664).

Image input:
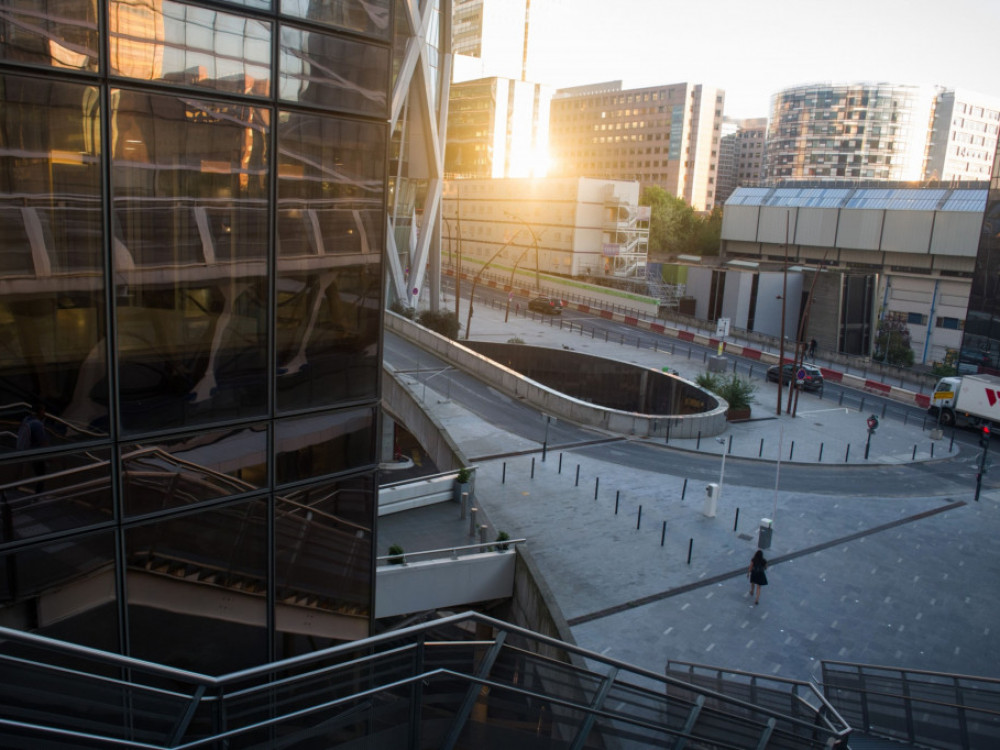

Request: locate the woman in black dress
(748, 549), (768, 605)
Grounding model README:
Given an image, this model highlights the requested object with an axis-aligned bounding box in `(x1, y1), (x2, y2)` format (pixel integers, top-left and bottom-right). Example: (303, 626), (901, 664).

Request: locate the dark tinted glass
(0, 528), (119, 652)
(110, 89), (270, 434)
(275, 112), (384, 411)
(121, 424), (267, 515)
(0, 74), (108, 444)
(274, 473), (374, 649)
(0, 0), (99, 71)
(281, 0), (391, 40)
(125, 498), (268, 670)
(279, 25), (388, 117)
(109, 0), (272, 96)
(274, 407), (374, 485)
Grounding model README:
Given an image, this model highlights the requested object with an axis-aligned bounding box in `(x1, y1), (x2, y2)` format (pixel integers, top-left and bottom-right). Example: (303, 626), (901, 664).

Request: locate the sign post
(864, 414), (878, 460)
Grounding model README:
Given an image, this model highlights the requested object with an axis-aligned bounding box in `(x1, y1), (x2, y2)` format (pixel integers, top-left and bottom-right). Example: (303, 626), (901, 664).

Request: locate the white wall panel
(836, 209), (884, 250)
(758, 206), (797, 244)
(794, 207), (839, 246)
(719, 204), (760, 241)
(930, 212), (982, 257)
(881, 210), (933, 254)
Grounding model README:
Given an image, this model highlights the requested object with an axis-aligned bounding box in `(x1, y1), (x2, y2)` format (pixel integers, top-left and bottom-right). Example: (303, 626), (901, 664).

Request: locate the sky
(528, 0), (1000, 119)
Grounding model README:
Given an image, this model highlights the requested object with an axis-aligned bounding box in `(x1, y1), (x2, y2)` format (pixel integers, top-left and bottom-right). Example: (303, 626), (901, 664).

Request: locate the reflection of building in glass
(716, 117), (768, 205)
(0, 0), (405, 674)
(548, 80), (725, 212)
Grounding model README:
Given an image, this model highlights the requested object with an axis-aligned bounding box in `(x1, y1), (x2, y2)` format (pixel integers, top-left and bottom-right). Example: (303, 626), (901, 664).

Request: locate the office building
(926, 89), (1000, 183)
(548, 80), (725, 211)
(443, 177), (648, 279)
(445, 76), (553, 179)
(764, 83), (938, 182)
(0, 0), (449, 675)
(716, 116), (768, 205)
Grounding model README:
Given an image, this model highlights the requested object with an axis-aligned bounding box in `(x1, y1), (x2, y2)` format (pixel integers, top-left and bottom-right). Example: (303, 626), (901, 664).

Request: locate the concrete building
(926, 89), (1000, 184)
(442, 177), (648, 280)
(716, 116), (768, 205)
(547, 80), (725, 211)
(720, 184), (986, 364)
(445, 76), (553, 179)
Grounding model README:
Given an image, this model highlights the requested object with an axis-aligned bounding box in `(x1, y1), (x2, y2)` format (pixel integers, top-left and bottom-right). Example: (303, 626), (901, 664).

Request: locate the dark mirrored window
(0, 447), (113, 542)
(279, 25), (388, 117)
(274, 474), (374, 653)
(0, 0), (99, 71)
(121, 425), (267, 515)
(109, 0), (272, 96)
(0, 74), (108, 445)
(281, 0), (390, 40)
(275, 407), (374, 485)
(276, 112), (384, 411)
(111, 89), (270, 434)
(125, 498), (268, 671)
(0, 528), (119, 652)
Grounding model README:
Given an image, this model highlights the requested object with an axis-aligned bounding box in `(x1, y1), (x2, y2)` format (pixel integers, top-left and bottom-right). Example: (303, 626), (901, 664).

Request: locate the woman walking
(748, 550), (768, 605)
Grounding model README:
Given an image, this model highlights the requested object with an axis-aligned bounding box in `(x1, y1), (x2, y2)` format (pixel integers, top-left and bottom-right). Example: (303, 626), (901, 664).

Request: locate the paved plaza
(379, 302), (1000, 685)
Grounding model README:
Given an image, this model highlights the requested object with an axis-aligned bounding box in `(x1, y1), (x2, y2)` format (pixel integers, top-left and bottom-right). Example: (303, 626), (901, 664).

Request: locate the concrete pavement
(378, 300), (1000, 686)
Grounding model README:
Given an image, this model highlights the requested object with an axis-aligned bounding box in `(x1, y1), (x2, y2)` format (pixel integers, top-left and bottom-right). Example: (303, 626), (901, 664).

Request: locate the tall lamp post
(465, 230), (524, 339)
(441, 214), (461, 321)
(715, 436), (728, 501)
(504, 211), (542, 291)
(776, 210), (790, 416)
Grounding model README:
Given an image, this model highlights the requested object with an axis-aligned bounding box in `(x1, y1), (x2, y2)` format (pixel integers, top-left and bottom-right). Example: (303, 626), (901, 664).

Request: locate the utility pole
(777, 211), (789, 415)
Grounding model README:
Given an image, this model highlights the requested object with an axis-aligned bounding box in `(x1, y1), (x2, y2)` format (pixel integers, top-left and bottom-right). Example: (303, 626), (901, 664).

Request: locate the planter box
(726, 407), (751, 421)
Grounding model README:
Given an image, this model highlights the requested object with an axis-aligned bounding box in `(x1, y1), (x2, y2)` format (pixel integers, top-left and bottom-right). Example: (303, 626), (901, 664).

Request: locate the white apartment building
(442, 177), (648, 280)
(926, 89), (1000, 183)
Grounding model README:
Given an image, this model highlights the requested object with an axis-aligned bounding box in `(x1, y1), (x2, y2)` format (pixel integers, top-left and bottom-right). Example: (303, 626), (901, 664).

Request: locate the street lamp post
(464, 229), (525, 339)
(504, 211), (542, 291)
(716, 436), (727, 501)
(505, 246), (534, 322)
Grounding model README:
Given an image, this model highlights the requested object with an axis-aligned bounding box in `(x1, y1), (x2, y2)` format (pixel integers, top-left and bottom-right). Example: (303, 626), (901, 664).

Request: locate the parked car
(766, 363), (824, 391)
(528, 296), (564, 315)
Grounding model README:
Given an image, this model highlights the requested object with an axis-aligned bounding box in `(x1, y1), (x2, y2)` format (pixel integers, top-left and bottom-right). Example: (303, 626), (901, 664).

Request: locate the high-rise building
(0, 0), (447, 675)
(445, 77), (553, 179)
(764, 83), (938, 182)
(451, 0), (528, 82)
(548, 81), (725, 211)
(926, 89), (1000, 183)
(716, 117), (768, 205)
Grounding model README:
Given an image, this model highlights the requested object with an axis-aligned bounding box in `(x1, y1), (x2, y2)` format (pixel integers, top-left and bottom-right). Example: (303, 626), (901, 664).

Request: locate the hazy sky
(529, 0), (1000, 119)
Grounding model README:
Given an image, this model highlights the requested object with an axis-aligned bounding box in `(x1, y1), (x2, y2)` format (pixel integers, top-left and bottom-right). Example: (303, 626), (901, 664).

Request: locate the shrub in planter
(456, 467), (472, 484)
(454, 467), (473, 503)
(716, 374), (757, 412)
(387, 544), (405, 565)
(495, 531), (511, 551)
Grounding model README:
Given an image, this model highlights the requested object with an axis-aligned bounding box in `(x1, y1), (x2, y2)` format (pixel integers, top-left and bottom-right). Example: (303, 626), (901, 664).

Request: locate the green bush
(495, 531), (511, 551)
(695, 372), (722, 392)
(388, 300), (415, 319)
(416, 309), (460, 339)
(456, 467), (472, 484)
(697, 373), (756, 410)
(387, 544), (405, 565)
(507, 337), (525, 344)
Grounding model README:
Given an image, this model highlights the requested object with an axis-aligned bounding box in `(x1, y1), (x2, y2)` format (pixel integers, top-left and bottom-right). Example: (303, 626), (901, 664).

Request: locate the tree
(640, 187), (721, 258)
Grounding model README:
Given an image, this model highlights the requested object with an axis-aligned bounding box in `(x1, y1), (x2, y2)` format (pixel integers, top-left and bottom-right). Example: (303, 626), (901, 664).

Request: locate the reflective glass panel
(0, 447), (113, 541)
(0, 0), (99, 71)
(274, 473), (374, 652)
(279, 25), (388, 117)
(109, 0), (272, 96)
(121, 424), (267, 515)
(0, 74), (108, 445)
(125, 498), (268, 671)
(281, 0), (391, 40)
(276, 112), (384, 411)
(274, 408), (374, 485)
(111, 89), (270, 434)
(0, 528), (119, 653)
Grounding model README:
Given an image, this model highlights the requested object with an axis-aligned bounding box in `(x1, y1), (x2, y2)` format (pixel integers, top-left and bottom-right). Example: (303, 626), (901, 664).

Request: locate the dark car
(528, 296), (564, 315)
(766, 363), (824, 391)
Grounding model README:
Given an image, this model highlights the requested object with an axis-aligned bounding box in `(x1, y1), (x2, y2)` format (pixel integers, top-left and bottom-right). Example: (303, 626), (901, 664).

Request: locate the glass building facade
(0, 0), (393, 673)
(963, 133), (1000, 371)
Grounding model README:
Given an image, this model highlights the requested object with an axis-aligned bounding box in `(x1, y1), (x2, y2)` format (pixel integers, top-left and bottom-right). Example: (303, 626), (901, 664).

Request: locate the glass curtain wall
(0, 0), (390, 672)
(964, 136), (1000, 372)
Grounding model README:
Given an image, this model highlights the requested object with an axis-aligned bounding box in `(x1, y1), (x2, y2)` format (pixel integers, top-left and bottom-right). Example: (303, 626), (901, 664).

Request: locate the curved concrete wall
(386, 312), (728, 439)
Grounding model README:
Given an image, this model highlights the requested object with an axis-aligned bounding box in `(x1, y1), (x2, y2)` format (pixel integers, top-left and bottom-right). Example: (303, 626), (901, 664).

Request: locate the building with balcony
(547, 80), (725, 211)
(442, 177), (648, 281)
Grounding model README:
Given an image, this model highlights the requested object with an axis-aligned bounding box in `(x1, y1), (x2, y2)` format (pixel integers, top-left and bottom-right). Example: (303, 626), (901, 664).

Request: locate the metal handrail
(375, 538), (525, 564)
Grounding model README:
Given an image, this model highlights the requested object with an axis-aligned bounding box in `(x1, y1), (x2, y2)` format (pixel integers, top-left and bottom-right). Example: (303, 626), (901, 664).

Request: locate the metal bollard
(469, 507), (478, 536)
(502, 462), (506, 484)
(733, 507), (740, 532)
(531, 457), (535, 479)
(461, 491), (468, 520)
(559, 453), (563, 473)
(838, 392), (844, 406)
(697, 431), (701, 449)
(594, 477), (600, 500)
(912, 444), (917, 460)
(789, 441), (795, 461)
(661, 521), (667, 546)
(687, 538), (693, 565)
(845, 444), (851, 462)
(636, 505), (642, 530)
(819, 443), (824, 462)
(727, 434), (733, 454)
(759, 438), (764, 457)
(478, 524), (488, 550)
(931, 443), (934, 458)
(681, 478), (687, 500)
(575, 464), (580, 487)
(614, 491), (619, 514)
(881, 402), (887, 418)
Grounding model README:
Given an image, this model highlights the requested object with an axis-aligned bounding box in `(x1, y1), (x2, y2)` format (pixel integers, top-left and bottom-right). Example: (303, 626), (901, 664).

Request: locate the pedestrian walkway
(378, 299), (1000, 689)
